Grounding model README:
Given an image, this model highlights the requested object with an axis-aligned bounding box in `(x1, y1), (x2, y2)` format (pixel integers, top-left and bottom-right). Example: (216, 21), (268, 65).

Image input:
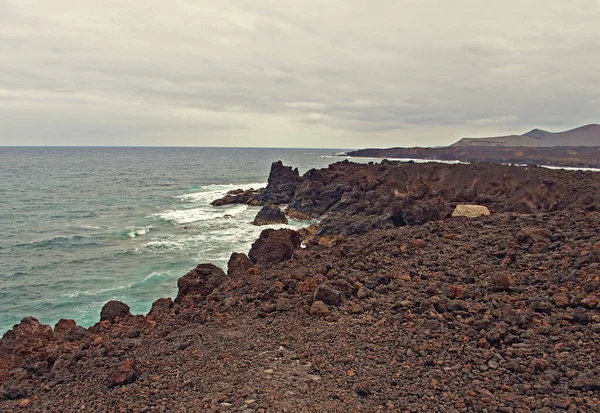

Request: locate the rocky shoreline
(2, 161), (600, 412)
(344, 146), (600, 169)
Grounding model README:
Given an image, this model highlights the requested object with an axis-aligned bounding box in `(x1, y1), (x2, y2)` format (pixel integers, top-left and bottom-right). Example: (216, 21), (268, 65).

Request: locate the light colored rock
(452, 205), (490, 218)
(310, 300), (330, 317)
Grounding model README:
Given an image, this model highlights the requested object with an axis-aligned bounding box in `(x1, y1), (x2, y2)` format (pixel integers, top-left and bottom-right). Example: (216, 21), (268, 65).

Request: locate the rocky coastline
(2, 161), (600, 412)
(345, 146), (600, 169)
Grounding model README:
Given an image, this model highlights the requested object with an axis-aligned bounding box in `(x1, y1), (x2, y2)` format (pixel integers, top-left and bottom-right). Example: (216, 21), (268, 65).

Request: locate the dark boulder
(227, 252), (254, 277)
(252, 205), (288, 226)
(248, 228), (301, 268)
(175, 264), (227, 304)
(211, 188), (264, 206)
(100, 301), (132, 323)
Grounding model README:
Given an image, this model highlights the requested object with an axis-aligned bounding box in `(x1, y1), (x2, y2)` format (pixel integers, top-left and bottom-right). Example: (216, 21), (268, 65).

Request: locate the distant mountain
(452, 124), (600, 147)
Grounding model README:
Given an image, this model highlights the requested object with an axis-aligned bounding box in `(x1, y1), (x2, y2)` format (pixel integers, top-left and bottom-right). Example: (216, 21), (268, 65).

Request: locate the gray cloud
(0, 0), (599, 148)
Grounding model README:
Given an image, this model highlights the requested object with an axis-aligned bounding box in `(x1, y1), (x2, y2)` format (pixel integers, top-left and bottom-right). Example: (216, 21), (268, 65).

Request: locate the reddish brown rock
(53, 319), (76, 335)
(175, 264), (227, 304)
(516, 227), (552, 247)
(227, 253), (254, 278)
(148, 298), (174, 318)
(490, 273), (514, 291)
(0, 317), (54, 382)
(248, 228), (301, 268)
(53, 319), (86, 342)
(107, 359), (139, 389)
(100, 300), (132, 323)
(310, 301), (330, 317)
(553, 293), (570, 308)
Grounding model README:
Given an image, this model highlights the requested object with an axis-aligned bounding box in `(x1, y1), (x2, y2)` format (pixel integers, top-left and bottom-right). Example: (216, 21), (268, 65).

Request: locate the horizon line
(0, 145), (353, 150)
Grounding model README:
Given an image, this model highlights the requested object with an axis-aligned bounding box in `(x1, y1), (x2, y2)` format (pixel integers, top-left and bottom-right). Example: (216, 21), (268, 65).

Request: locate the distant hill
(452, 124), (600, 147)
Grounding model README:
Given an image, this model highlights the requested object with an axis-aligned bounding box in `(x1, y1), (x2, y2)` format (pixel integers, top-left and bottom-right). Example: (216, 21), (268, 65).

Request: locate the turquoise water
(0, 147), (349, 335)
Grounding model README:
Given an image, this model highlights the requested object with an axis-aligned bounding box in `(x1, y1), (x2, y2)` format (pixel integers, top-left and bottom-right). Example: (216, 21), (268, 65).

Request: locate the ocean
(0, 147), (354, 335)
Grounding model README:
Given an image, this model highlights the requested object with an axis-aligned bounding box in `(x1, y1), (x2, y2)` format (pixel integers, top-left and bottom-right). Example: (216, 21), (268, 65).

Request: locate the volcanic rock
(5, 162), (600, 412)
(148, 298), (173, 318)
(261, 161), (303, 204)
(452, 204), (490, 217)
(175, 264), (227, 304)
(552, 293), (570, 308)
(309, 301), (329, 317)
(211, 161), (303, 207)
(314, 284), (343, 306)
(227, 252), (254, 277)
(107, 359), (139, 389)
(252, 205), (288, 226)
(53, 319), (86, 342)
(100, 300), (132, 323)
(211, 188), (263, 207)
(0, 317), (54, 382)
(516, 227), (552, 247)
(248, 228), (301, 268)
(215, 161), (600, 240)
(490, 273), (514, 291)
(356, 286), (371, 299)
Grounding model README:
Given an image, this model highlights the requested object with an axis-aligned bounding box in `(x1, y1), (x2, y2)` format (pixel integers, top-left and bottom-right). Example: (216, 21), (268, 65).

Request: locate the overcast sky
(0, 0), (599, 148)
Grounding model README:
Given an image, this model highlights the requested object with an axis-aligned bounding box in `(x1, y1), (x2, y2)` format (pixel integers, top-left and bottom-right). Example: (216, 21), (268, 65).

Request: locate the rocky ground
(2, 162), (600, 412)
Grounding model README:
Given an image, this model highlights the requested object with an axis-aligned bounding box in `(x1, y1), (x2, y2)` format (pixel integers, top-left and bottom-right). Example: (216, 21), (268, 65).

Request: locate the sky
(0, 0), (599, 148)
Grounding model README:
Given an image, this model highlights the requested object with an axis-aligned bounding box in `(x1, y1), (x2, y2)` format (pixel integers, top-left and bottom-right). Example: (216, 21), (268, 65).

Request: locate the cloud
(0, 0), (599, 147)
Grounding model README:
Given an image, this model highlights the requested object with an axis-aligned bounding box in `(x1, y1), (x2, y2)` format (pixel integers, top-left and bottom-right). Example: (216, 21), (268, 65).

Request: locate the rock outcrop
(175, 264), (227, 304)
(227, 252), (254, 277)
(212, 161), (303, 207)
(252, 205), (288, 226)
(0, 318), (54, 382)
(232, 160), (600, 240)
(248, 228), (301, 268)
(261, 161), (303, 204)
(211, 187), (263, 207)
